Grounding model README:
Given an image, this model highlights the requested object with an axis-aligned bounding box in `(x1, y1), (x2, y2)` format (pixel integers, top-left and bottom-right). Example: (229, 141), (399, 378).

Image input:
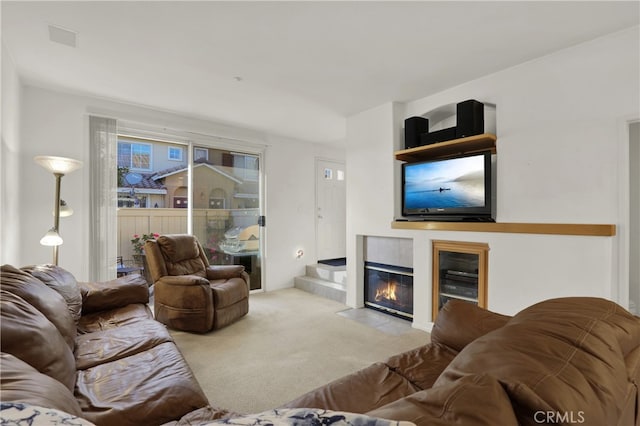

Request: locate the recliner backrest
(145, 234), (210, 283)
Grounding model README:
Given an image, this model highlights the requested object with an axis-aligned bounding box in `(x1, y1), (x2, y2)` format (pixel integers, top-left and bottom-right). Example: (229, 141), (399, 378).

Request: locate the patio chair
(144, 234), (249, 333)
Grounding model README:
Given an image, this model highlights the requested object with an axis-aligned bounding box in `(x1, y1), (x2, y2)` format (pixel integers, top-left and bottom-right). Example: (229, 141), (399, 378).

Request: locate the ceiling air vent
(48, 24), (78, 48)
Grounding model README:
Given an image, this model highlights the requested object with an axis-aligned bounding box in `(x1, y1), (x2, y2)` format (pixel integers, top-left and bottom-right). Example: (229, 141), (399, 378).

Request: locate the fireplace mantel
(391, 221), (616, 237)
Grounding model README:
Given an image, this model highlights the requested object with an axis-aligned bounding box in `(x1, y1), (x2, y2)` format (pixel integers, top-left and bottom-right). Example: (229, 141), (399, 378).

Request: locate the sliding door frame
(104, 120), (266, 291)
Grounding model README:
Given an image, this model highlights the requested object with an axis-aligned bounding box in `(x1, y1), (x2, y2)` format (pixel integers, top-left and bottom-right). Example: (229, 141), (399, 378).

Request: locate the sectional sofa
(284, 297), (640, 426)
(1, 262), (639, 426)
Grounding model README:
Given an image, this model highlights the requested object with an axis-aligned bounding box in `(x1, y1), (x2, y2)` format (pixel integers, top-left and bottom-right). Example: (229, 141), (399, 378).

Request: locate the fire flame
(375, 281), (397, 302)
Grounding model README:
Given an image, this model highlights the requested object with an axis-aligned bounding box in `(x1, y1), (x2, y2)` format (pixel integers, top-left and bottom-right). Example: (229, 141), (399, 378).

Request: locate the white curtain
(89, 116), (118, 281)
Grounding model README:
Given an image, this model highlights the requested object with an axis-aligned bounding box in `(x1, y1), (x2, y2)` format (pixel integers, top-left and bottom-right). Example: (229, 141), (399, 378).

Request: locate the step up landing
(294, 263), (346, 304)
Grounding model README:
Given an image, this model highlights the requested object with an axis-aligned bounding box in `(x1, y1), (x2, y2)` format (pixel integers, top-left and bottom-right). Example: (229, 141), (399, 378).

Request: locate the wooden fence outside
(117, 208), (236, 263)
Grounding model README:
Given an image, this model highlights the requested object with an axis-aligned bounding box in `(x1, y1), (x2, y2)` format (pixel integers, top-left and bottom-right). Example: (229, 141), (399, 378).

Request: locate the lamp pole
(34, 155), (83, 266)
(53, 172), (63, 265)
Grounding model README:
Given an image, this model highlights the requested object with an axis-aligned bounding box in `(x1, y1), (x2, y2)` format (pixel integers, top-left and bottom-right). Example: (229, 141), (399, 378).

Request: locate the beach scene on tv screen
(405, 156), (485, 209)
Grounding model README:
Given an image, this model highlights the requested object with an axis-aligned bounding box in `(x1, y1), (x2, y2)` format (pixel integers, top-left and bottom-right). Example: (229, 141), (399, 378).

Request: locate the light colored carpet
(170, 288), (430, 414)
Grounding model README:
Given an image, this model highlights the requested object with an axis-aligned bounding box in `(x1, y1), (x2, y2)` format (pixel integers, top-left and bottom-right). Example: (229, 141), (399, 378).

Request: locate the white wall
(346, 26), (640, 330)
(1, 44), (22, 266)
(345, 102), (402, 310)
(629, 121), (640, 313)
(265, 133), (343, 290)
(5, 85), (344, 289)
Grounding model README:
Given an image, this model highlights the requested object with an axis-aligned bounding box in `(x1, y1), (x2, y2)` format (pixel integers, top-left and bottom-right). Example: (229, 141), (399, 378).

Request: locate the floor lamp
(34, 155), (83, 265)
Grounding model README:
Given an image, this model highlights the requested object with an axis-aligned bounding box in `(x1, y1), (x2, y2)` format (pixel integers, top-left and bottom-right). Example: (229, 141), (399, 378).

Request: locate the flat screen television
(401, 151), (495, 221)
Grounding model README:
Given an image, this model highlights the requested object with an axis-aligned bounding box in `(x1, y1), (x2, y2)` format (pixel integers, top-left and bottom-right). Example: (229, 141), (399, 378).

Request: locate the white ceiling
(2, 1), (639, 144)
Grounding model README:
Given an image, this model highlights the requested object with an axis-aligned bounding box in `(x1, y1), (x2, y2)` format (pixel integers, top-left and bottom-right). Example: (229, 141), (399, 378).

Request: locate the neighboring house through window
(232, 152), (259, 181)
(174, 197), (188, 208)
(194, 147), (209, 162)
(168, 146), (183, 161)
(118, 139), (152, 171)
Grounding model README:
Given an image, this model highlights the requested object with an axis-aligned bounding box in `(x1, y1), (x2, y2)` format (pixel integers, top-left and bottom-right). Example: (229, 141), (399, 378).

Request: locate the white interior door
(316, 159), (346, 261)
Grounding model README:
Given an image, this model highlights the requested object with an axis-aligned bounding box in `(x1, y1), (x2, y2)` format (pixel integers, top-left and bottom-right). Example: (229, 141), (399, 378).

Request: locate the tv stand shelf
(392, 220), (616, 236)
(393, 131), (616, 236)
(432, 240), (488, 321)
(395, 133), (497, 162)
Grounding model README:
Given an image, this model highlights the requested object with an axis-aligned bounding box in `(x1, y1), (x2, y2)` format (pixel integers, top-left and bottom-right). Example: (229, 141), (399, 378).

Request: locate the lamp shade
(40, 228), (63, 246)
(34, 155), (83, 174)
(54, 200), (74, 217)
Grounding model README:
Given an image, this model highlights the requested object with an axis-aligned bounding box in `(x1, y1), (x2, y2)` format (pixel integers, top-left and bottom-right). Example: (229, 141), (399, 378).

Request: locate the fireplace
(364, 262), (413, 320)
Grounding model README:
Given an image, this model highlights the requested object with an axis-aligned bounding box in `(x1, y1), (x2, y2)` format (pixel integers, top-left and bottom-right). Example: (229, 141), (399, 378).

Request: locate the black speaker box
(421, 127), (457, 145)
(404, 116), (429, 149)
(456, 99), (484, 138)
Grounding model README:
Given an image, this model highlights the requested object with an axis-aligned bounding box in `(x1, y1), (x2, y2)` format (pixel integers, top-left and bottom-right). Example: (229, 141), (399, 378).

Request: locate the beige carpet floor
(169, 288), (430, 414)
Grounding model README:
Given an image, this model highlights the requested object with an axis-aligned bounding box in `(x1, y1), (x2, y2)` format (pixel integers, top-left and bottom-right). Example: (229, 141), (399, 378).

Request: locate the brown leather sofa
(0, 264), (231, 426)
(145, 234), (249, 333)
(3, 261), (638, 426)
(284, 298), (640, 426)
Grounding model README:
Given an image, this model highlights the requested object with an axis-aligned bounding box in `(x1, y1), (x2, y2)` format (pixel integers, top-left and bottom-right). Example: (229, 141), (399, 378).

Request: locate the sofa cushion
(0, 353), (83, 417)
(76, 342), (209, 426)
(367, 373), (518, 426)
(282, 362), (420, 413)
(0, 290), (76, 391)
(436, 297), (640, 426)
(0, 264), (76, 349)
(430, 299), (510, 352)
(79, 274), (149, 314)
(78, 303), (153, 334)
(75, 319), (173, 370)
(23, 264), (83, 323)
(384, 343), (458, 390)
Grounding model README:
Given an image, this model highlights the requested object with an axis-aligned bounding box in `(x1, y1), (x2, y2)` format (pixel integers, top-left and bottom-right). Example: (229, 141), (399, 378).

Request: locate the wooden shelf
(393, 132), (616, 237)
(395, 133), (497, 162)
(392, 221), (616, 236)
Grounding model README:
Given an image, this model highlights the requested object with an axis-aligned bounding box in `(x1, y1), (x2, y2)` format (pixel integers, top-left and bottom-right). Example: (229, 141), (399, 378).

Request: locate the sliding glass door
(190, 146), (263, 290)
(115, 132), (263, 291)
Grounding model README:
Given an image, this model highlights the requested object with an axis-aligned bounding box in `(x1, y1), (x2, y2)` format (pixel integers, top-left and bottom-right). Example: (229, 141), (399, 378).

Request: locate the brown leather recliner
(145, 234), (249, 333)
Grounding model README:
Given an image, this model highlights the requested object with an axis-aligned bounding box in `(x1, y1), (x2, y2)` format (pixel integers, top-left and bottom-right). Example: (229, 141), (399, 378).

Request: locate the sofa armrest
(156, 275), (210, 287)
(79, 274), (149, 314)
(206, 265), (246, 281)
